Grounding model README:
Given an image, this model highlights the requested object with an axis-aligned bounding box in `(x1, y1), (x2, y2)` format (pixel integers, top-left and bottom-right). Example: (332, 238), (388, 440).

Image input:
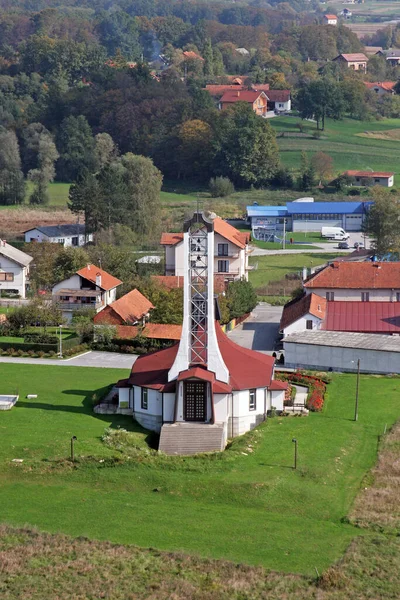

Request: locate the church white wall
(271, 390), (285, 411)
(163, 392), (175, 422)
(133, 386), (162, 432)
(214, 393), (229, 423)
(229, 388), (268, 437)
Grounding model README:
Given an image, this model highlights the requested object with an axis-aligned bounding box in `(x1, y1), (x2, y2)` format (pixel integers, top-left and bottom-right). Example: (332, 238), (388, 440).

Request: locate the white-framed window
(326, 292), (335, 301)
(58, 238), (65, 244)
(218, 260), (229, 273)
(249, 389), (256, 411)
(306, 320), (313, 330)
(141, 388), (148, 410)
(361, 292), (370, 302)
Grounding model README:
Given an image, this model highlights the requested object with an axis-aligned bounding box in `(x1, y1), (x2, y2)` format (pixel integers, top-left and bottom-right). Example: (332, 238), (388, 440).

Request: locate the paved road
(227, 303), (283, 354)
(0, 351), (136, 369)
(250, 232), (370, 256)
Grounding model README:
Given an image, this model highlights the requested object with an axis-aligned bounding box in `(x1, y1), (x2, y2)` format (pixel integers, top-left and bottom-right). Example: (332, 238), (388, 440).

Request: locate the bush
(209, 176), (234, 198)
(24, 333), (58, 344)
(275, 371), (327, 412)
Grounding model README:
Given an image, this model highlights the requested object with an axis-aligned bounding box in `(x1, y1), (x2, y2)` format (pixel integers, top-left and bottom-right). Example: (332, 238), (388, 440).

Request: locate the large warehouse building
(247, 200), (371, 240)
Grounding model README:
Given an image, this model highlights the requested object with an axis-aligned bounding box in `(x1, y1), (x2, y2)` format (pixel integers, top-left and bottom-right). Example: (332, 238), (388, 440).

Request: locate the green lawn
(25, 181), (71, 207)
(0, 363), (399, 575)
(249, 252), (343, 291)
(271, 116), (400, 180)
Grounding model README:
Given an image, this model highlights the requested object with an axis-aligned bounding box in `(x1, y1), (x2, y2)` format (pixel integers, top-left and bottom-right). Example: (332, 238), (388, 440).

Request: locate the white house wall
(284, 341), (400, 375)
(0, 254), (27, 298)
(306, 287), (400, 302)
(24, 230), (93, 246)
(132, 386), (163, 432)
(283, 313), (323, 337)
(163, 393), (175, 422)
(52, 274), (82, 294)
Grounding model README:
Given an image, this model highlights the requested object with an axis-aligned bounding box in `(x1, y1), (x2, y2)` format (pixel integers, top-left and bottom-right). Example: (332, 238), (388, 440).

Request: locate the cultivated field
(1, 363), (399, 576)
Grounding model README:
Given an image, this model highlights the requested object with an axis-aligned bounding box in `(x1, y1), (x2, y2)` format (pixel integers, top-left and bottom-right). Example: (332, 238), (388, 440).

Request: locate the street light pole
(283, 218), (286, 250)
(354, 358), (360, 422)
(292, 438), (298, 470)
(70, 436), (77, 462)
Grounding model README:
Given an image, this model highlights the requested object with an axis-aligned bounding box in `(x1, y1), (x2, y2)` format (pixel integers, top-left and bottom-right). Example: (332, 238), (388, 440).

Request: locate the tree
(120, 153), (163, 238)
(297, 151), (316, 191)
(68, 171), (103, 234)
(363, 189), (400, 256)
(296, 78), (346, 131)
(94, 133), (118, 170)
(0, 128), (25, 205)
(311, 152), (333, 182)
(213, 103), (279, 186)
(56, 115), (97, 181)
(178, 119), (213, 179)
(53, 247), (89, 283)
(28, 131), (59, 205)
(226, 279), (257, 319)
(203, 38), (214, 78)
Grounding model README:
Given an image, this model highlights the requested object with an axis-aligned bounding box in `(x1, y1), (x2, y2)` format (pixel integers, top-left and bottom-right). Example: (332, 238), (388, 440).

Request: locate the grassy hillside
(272, 116), (400, 180)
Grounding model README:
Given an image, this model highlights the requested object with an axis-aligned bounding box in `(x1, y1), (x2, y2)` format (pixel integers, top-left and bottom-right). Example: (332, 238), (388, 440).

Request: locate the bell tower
(168, 211), (229, 383)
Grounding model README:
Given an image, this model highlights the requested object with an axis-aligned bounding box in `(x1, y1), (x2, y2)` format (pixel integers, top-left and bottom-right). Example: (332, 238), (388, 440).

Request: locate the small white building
(52, 264), (122, 322)
(280, 293), (326, 337)
(343, 170), (394, 187)
(161, 216), (252, 281)
(0, 241), (32, 299)
(117, 212), (287, 455)
(324, 14), (338, 25)
(24, 224), (93, 247)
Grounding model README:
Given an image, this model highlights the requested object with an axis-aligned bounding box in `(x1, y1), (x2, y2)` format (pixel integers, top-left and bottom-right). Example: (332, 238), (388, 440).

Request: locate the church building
(117, 212), (287, 454)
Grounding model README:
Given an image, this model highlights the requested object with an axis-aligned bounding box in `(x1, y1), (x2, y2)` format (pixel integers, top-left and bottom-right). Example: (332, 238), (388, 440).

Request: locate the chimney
(302, 266), (308, 280)
(87, 264), (91, 270)
(96, 272), (102, 287)
(237, 91), (240, 97)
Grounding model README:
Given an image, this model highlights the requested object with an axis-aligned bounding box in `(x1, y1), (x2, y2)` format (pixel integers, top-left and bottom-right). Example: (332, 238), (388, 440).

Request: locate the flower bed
(275, 371), (327, 412)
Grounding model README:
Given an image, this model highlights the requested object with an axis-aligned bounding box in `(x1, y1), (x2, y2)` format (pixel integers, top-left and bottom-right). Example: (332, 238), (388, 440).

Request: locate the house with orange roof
(160, 216), (252, 281)
(94, 289), (154, 326)
(364, 81), (396, 96)
(219, 89), (269, 116)
(342, 170), (394, 187)
(280, 293), (327, 337)
(52, 264), (122, 322)
(323, 14), (338, 25)
(304, 261), (400, 302)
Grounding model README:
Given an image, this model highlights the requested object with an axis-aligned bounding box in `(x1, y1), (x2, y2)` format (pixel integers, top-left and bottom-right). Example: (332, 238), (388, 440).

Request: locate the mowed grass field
(1, 363), (399, 575)
(272, 116), (400, 179)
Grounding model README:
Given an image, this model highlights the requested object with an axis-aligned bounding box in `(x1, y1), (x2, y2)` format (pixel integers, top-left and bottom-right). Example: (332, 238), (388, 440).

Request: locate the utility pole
(283, 219), (286, 250)
(292, 438), (298, 469)
(354, 358), (360, 422)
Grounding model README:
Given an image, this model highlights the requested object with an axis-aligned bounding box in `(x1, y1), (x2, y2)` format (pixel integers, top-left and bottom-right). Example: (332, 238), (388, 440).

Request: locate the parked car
(338, 242), (350, 249)
(354, 242), (364, 249)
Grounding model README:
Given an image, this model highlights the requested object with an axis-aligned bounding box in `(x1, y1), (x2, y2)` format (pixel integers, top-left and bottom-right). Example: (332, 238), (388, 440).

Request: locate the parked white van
(321, 227), (349, 240)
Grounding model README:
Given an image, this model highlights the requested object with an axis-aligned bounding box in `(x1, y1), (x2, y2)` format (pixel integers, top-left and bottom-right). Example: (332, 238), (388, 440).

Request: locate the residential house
(24, 224), (93, 247)
(364, 46), (383, 56)
(219, 90), (269, 117)
(94, 289), (154, 326)
(160, 217), (251, 281)
(343, 170), (394, 187)
(364, 81), (396, 96)
(324, 14), (338, 24)
(280, 293), (327, 337)
(115, 323), (182, 342)
(262, 89), (291, 113)
(236, 47), (250, 56)
(304, 261), (400, 302)
(333, 53), (368, 71)
(339, 8), (352, 17)
(375, 49), (400, 65)
(52, 264), (122, 322)
(0, 241), (32, 299)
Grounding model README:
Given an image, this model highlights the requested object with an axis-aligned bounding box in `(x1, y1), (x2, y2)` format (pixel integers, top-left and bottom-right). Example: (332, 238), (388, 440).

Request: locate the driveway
(227, 303), (283, 354)
(0, 351), (136, 369)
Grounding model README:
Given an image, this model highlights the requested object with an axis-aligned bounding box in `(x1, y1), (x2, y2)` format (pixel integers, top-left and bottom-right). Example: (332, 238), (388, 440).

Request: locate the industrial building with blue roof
(247, 200), (371, 240)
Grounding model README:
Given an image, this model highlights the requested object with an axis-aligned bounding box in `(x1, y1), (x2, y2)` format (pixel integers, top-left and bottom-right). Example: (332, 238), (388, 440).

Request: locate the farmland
(0, 363), (399, 577)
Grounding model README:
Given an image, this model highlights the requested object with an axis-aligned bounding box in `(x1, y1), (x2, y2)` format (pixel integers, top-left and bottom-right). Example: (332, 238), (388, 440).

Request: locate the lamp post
(283, 218), (286, 250)
(292, 438), (298, 470)
(58, 324), (63, 359)
(70, 436), (77, 462)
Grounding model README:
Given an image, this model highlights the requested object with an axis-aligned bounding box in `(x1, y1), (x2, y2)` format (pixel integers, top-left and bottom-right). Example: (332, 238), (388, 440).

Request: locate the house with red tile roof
(94, 288), (154, 326)
(160, 216), (251, 281)
(343, 170), (394, 187)
(52, 264), (122, 322)
(219, 89), (268, 116)
(280, 293), (326, 336)
(323, 14), (338, 25)
(117, 211), (287, 454)
(304, 261), (400, 302)
(364, 81), (396, 95)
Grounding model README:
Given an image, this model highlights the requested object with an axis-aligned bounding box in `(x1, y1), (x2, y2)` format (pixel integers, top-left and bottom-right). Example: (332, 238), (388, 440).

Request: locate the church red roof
(124, 322), (276, 392)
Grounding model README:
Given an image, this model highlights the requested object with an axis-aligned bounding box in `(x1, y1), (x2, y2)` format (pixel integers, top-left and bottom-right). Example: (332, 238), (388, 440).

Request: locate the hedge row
(0, 335), (81, 353)
(0, 343), (88, 359)
(275, 371), (327, 412)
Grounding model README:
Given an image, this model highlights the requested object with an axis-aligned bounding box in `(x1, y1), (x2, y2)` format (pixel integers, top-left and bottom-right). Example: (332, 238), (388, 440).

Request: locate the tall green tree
(203, 38), (214, 78)
(213, 103), (279, 186)
(28, 131), (59, 205)
(296, 78), (346, 130)
(363, 189), (400, 256)
(0, 128), (25, 205)
(56, 115), (97, 181)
